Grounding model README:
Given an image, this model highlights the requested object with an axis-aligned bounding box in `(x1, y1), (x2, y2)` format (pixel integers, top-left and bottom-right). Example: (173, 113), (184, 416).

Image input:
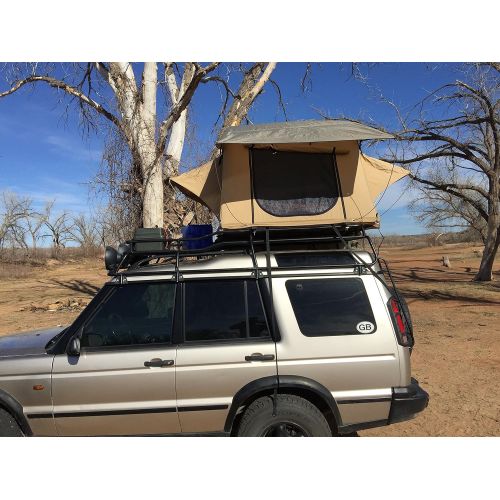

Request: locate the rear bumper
(388, 377), (429, 424)
(338, 378), (429, 434)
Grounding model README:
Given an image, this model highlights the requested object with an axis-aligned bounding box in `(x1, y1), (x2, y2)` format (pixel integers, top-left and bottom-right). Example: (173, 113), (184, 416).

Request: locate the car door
(175, 278), (277, 433)
(51, 280), (181, 436)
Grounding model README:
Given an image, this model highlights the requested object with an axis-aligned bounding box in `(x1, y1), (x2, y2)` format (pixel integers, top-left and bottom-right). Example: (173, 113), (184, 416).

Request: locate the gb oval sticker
(356, 321), (374, 333)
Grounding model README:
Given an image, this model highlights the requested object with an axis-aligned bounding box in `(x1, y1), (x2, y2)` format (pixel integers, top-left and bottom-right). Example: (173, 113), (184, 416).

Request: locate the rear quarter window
(286, 278), (376, 337)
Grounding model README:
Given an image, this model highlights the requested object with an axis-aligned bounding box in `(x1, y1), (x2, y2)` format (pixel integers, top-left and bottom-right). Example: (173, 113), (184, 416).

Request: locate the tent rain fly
(171, 120), (409, 230)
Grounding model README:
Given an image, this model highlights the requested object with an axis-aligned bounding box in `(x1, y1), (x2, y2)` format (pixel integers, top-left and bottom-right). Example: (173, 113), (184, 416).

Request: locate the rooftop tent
(171, 120), (409, 229)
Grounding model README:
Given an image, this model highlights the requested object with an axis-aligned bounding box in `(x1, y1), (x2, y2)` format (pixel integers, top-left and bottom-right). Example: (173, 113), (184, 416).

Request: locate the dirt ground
(0, 244), (498, 436)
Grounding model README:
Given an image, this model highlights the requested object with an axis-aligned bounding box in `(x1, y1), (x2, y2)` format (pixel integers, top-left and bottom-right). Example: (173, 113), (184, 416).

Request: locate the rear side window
(286, 278), (376, 337)
(184, 280), (270, 342)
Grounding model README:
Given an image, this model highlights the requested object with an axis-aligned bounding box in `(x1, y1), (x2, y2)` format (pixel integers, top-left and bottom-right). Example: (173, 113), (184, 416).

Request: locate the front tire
(236, 394), (332, 437)
(0, 408), (24, 437)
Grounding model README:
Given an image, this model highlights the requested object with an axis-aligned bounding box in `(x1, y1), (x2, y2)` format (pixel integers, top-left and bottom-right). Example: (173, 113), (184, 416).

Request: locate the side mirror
(67, 336), (81, 357)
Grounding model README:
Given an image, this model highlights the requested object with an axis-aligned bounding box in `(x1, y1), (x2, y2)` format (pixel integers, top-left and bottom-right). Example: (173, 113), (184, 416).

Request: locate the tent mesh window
(251, 148), (339, 217)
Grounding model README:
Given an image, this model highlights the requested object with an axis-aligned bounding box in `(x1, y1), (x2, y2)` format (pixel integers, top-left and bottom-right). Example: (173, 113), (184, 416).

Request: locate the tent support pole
(249, 229), (259, 278)
(265, 227), (280, 416)
(332, 147), (347, 220)
(249, 146), (256, 225)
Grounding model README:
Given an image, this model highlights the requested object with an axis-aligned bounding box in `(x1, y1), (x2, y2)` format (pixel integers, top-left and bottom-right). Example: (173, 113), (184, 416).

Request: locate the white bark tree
(0, 62), (278, 230)
(0, 63), (213, 228)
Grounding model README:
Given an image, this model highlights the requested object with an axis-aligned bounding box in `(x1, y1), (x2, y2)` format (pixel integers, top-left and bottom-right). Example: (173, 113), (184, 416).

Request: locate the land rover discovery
(0, 227), (429, 437)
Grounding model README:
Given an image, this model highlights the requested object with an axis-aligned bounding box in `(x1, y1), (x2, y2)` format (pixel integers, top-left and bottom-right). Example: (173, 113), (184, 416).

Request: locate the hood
(0, 326), (66, 358)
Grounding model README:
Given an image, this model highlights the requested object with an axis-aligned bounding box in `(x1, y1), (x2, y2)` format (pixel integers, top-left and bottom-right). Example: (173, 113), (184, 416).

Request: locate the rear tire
(0, 408), (24, 437)
(236, 394), (332, 437)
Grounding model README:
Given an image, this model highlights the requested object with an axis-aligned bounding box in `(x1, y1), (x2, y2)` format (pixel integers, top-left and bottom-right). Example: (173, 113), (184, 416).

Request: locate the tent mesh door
(250, 148), (339, 217)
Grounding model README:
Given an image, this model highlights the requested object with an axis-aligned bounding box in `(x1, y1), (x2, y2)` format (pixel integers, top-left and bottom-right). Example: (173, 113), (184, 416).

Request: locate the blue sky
(0, 62), (463, 234)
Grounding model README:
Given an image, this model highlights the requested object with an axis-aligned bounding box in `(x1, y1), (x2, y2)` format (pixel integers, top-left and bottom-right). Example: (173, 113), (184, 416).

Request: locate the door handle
(144, 358), (174, 368)
(245, 353), (275, 362)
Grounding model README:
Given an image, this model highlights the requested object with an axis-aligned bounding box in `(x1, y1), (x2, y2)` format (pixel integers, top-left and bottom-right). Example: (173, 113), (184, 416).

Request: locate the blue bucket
(181, 224), (214, 250)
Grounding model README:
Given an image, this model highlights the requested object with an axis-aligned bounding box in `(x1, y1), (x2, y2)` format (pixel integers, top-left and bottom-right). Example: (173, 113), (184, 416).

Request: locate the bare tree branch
(385, 64), (499, 281)
(158, 62), (220, 152)
(0, 74), (121, 128)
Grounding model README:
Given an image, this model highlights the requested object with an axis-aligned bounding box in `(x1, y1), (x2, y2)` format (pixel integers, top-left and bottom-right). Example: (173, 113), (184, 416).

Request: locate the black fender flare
(224, 375), (343, 433)
(0, 389), (32, 436)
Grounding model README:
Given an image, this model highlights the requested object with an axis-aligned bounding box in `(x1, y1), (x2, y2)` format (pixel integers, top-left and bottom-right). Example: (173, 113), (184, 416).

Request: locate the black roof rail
(106, 224), (379, 278)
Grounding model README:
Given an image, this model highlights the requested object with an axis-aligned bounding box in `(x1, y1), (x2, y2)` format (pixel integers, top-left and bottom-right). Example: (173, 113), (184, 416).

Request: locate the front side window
(81, 283), (176, 348)
(184, 280), (269, 342)
(251, 148), (339, 217)
(286, 278), (376, 337)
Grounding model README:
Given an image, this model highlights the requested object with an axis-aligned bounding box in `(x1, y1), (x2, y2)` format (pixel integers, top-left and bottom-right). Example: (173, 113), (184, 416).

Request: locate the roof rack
(105, 224), (380, 278)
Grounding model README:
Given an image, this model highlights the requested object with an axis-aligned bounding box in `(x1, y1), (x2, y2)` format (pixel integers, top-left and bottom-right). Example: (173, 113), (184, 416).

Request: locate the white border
(1, 2), (498, 497)
(1, 1), (498, 60)
(0, 437), (497, 499)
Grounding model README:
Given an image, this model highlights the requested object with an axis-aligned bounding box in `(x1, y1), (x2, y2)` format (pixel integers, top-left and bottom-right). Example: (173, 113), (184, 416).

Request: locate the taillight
(389, 297), (411, 346)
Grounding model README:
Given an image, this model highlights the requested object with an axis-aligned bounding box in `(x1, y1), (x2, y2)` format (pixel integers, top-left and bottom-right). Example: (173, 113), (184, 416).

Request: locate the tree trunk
(142, 157), (164, 228)
(474, 224), (499, 281)
(221, 63), (276, 130)
(474, 176), (499, 281)
(164, 113), (186, 179)
(163, 109), (188, 224)
(137, 62), (163, 228)
(211, 63), (277, 160)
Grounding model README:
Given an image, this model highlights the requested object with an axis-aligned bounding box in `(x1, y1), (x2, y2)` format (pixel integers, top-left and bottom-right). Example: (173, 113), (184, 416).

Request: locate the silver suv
(0, 227), (428, 436)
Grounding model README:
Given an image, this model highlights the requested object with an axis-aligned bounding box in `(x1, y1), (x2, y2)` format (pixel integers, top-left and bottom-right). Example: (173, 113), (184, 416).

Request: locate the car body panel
(0, 356), (55, 436)
(51, 347), (180, 436)
(0, 327), (64, 358)
(175, 340), (277, 432)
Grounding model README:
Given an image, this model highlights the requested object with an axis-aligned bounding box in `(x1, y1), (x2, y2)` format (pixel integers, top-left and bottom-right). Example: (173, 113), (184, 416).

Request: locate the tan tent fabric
(171, 159), (221, 217)
(360, 153), (409, 201)
(171, 120), (408, 230)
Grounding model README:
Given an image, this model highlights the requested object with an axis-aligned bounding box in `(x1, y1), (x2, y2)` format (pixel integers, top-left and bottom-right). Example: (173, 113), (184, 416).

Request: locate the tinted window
(251, 148), (338, 217)
(81, 283), (175, 348)
(286, 278), (376, 337)
(184, 280), (269, 342)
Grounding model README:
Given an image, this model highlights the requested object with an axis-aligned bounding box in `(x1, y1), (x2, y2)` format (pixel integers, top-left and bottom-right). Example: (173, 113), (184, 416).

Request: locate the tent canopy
(218, 119), (393, 144)
(171, 120), (407, 230)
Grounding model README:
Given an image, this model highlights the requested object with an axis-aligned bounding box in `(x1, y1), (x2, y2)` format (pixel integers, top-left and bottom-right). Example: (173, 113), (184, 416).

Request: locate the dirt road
(0, 244), (498, 436)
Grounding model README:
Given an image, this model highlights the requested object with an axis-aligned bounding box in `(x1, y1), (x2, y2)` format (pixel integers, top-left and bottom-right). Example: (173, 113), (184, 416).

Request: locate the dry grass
(0, 262), (36, 280)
